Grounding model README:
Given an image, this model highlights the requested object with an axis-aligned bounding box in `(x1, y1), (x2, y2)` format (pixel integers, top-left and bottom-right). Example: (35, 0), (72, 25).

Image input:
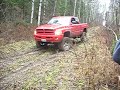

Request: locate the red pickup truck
(34, 16), (88, 51)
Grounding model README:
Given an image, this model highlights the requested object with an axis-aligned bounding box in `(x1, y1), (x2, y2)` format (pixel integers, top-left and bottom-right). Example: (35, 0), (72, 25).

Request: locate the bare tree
(78, 0), (81, 18)
(73, 0), (77, 16)
(64, 0), (67, 16)
(105, 0), (120, 36)
(30, 0), (35, 24)
(38, 0), (43, 26)
(43, 0), (46, 18)
(53, 0), (57, 16)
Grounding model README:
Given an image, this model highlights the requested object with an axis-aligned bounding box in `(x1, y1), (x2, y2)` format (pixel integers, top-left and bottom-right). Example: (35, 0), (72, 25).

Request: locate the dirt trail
(0, 27), (118, 90)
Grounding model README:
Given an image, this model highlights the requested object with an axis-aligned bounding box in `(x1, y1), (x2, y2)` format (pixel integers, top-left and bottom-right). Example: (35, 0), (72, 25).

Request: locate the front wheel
(58, 37), (73, 51)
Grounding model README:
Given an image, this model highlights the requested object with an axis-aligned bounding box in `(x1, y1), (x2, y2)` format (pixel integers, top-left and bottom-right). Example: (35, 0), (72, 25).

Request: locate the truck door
(70, 17), (80, 37)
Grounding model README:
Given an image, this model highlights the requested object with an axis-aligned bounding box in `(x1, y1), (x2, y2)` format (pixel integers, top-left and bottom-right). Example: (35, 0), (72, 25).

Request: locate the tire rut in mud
(0, 47), (59, 79)
(0, 50), (65, 90)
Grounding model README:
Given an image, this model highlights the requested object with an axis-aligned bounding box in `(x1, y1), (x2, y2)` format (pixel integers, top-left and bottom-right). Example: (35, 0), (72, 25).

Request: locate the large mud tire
(58, 37), (73, 51)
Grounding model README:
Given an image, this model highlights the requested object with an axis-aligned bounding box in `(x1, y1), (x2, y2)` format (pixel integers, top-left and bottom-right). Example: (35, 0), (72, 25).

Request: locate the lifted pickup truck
(34, 16), (88, 51)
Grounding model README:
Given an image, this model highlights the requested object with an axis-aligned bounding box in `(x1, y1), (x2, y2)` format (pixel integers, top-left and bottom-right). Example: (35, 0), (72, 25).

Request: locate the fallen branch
(104, 26), (119, 41)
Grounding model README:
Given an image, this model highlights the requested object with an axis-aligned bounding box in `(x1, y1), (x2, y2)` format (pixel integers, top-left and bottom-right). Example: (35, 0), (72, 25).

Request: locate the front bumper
(34, 34), (63, 43)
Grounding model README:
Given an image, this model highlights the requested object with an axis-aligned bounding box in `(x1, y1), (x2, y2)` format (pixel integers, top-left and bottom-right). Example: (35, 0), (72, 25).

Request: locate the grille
(36, 29), (54, 35)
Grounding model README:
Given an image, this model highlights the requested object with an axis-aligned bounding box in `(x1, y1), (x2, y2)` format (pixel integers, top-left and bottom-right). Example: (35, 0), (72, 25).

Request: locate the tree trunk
(64, 0), (67, 16)
(118, 1), (120, 34)
(38, 0), (43, 26)
(73, 0), (77, 16)
(30, 0), (35, 24)
(53, 0), (57, 16)
(78, 0), (81, 18)
(43, 0), (46, 18)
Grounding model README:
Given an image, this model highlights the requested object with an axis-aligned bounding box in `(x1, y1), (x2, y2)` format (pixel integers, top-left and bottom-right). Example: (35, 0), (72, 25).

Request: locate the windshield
(48, 17), (70, 26)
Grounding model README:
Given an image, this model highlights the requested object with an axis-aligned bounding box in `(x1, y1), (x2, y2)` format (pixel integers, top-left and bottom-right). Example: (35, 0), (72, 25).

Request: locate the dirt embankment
(0, 26), (120, 90)
(0, 23), (36, 46)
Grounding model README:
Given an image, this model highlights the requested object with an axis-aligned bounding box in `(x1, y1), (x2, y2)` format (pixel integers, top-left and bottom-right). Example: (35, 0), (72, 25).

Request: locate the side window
(75, 17), (79, 23)
(71, 18), (79, 24)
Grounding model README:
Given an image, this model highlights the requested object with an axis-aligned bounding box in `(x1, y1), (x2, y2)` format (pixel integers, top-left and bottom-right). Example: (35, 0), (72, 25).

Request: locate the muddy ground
(0, 27), (119, 90)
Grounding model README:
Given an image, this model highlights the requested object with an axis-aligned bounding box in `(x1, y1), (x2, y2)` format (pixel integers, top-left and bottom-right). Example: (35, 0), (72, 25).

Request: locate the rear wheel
(58, 37), (73, 51)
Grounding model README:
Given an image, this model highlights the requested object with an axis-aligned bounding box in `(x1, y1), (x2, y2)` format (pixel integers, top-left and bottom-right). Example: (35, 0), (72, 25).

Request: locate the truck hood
(36, 24), (63, 30)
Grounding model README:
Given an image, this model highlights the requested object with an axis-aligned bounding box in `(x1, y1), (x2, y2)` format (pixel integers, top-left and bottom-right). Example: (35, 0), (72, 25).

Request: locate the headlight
(34, 30), (37, 35)
(55, 30), (62, 35)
